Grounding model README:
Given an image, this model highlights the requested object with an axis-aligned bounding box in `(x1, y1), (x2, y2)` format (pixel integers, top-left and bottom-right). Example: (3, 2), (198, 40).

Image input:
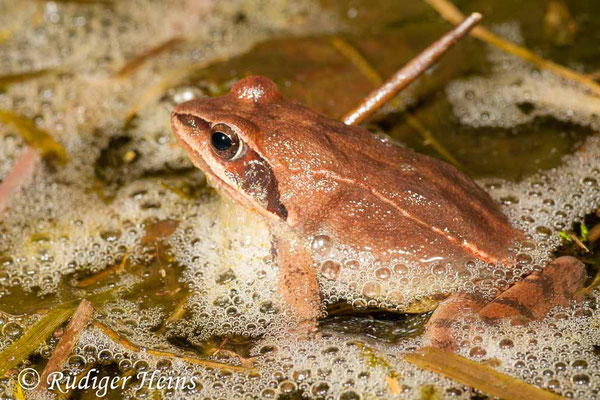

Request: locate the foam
(0, 4), (599, 398)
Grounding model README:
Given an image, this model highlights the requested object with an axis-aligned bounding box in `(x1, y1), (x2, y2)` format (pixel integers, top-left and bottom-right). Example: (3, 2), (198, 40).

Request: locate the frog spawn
(0, 2), (600, 398)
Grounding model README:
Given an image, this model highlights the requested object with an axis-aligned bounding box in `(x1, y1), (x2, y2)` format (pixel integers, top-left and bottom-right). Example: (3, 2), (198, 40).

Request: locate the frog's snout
(171, 112), (209, 134)
(170, 110), (211, 151)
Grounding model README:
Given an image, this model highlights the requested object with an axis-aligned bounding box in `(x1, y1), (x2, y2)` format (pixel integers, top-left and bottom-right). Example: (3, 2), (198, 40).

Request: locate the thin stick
(77, 251), (129, 288)
(425, 0), (600, 97)
(93, 321), (254, 373)
(116, 37), (183, 78)
(330, 37), (463, 170)
(342, 13), (482, 126)
(157, 293), (189, 334)
(38, 299), (94, 391)
(0, 147), (38, 215)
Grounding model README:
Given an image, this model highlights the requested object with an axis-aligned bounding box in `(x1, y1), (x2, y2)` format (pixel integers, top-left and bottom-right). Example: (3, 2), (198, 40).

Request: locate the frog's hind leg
(478, 256), (586, 323)
(274, 237), (323, 332)
(426, 256), (587, 350)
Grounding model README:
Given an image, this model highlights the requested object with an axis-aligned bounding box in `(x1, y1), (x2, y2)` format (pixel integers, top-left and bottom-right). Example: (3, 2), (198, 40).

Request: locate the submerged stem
(425, 0), (600, 97)
(93, 321), (254, 373)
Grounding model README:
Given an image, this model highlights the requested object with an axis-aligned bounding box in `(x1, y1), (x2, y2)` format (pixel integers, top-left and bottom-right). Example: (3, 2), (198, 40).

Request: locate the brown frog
(171, 75), (586, 348)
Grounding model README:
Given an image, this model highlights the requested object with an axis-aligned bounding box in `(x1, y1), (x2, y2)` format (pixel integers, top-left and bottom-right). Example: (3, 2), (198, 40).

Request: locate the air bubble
(321, 261), (341, 280)
(374, 267), (391, 280)
(311, 235), (332, 257)
(361, 281), (381, 297)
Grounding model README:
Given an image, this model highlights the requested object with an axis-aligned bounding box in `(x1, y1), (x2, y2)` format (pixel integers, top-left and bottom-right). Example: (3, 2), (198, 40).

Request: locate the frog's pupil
(212, 131), (232, 150)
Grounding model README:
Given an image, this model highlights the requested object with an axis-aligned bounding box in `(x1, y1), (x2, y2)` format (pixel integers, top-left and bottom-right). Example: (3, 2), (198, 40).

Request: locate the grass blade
(0, 110), (67, 164)
(405, 346), (564, 400)
(0, 69), (53, 89)
(425, 0), (600, 97)
(0, 307), (74, 376)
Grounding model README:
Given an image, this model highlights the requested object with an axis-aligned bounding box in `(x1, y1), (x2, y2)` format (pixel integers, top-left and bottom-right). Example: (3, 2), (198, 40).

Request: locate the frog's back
(262, 105), (522, 271)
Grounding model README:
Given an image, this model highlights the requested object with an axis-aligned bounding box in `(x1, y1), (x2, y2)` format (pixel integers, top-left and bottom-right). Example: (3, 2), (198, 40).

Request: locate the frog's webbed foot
(477, 256), (586, 323)
(426, 256), (587, 351)
(274, 237), (323, 333)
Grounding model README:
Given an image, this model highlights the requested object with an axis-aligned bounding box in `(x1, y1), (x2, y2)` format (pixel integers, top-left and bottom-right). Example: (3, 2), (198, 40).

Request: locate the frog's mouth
(171, 112), (287, 223)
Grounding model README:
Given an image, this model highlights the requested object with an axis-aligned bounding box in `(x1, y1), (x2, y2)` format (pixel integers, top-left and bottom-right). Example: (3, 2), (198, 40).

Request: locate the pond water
(0, 0), (599, 399)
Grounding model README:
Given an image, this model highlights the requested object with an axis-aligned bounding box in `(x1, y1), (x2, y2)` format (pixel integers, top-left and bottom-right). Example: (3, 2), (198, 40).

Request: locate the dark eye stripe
(176, 114), (205, 129)
(238, 148), (287, 221)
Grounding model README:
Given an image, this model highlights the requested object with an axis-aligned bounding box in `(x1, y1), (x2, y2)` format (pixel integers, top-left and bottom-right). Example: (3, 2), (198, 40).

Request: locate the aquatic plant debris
(93, 321), (254, 373)
(0, 110), (67, 163)
(405, 346), (565, 400)
(76, 251), (129, 287)
(38, 299), (94, 391)
(0, 69), (54, 89)
(0, 307), (75, 376)
(116, 37), (183, 78)
(425, 0), (600, 97)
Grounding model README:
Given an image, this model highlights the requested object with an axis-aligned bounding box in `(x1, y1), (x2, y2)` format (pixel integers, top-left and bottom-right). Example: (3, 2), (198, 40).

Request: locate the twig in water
(116, 37), (183, 78)
(77, 251), (129, 288)
(331, 37), (463, 169)
(568, 231), (590, 252)
(341, 13), (481, 126)
(38, 299), (94, 391)
(93, 321), (255, 373)
(157, 293), (190, 334)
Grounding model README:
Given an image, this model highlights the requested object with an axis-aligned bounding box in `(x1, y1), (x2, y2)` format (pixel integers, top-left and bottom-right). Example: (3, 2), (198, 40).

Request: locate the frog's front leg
(274, 237), (323, 332)
(426, 256), (587, 350)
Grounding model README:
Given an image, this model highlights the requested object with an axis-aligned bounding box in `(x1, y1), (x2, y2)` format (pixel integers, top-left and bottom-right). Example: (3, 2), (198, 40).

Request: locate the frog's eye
(210, 123), (245, 161)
